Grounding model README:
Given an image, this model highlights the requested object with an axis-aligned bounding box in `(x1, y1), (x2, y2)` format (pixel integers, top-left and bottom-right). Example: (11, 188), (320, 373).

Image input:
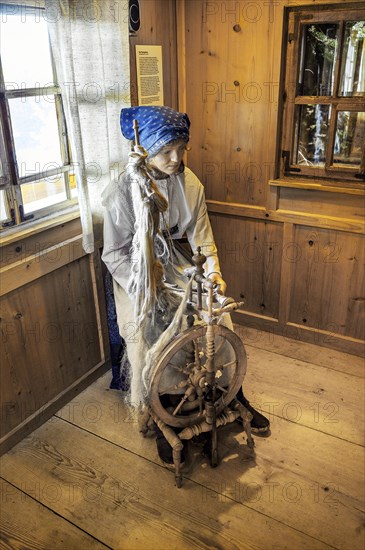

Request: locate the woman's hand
(208, 273), (227, 295)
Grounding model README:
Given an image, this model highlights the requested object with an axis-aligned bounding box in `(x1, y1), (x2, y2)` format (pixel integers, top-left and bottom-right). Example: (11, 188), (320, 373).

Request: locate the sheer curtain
(46, 0), (131, 252)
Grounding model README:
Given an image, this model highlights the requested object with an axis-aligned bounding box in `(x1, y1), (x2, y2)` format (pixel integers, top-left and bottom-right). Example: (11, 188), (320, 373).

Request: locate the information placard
(135, 45), (164, 106)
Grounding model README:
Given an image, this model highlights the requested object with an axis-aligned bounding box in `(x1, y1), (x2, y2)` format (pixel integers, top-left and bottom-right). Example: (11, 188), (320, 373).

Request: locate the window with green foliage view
(281, 4), (365, 183)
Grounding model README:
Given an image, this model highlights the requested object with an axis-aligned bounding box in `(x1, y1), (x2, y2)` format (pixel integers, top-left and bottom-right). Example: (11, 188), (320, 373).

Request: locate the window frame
(280, 3), (365, 186)
(0, 3), (77, 230)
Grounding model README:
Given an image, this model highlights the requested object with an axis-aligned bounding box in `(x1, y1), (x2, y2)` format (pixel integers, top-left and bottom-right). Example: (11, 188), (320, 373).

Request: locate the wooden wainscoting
(0, 215), (110, 454)
(209, 205), (364, 357)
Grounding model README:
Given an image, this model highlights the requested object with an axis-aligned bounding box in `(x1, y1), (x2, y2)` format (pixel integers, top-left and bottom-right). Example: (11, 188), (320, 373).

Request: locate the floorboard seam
(244, 344), (364, 379)
(0, 475), (113, 550)
(261, 413), (365, 447)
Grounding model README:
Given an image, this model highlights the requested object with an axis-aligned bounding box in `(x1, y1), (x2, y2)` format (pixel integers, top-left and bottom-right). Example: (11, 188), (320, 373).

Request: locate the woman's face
(148, 140), (187, 175)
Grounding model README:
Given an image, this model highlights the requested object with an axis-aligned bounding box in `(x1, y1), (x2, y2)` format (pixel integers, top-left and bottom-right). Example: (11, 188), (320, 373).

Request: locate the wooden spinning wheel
(140, 247), (255, 488)
(149, 324), (247, 429)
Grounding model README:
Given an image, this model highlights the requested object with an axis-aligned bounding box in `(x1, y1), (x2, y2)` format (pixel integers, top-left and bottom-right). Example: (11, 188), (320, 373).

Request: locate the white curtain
(46, 0), (131, 252)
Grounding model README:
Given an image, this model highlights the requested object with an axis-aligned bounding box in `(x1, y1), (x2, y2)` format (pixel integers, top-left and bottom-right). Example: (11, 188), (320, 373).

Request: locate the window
(0, 3), (76, 229)
(280, 3), (365, 184)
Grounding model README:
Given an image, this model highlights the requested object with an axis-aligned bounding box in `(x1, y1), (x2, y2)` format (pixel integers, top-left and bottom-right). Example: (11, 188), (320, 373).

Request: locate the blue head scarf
(120, 106), (190, 157)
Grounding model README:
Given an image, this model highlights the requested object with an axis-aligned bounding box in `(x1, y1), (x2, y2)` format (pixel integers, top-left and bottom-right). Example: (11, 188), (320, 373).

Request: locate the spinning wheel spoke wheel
(149, 324), (247, 429)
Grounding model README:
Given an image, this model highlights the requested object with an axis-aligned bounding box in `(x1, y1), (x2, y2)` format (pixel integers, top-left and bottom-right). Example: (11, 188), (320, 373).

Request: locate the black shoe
(236, 388), (270, 434)
(154, 423), (185, 465)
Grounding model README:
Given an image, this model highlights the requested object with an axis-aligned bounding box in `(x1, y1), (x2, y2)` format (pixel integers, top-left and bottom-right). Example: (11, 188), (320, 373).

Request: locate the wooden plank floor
(1, 327), (364, 550)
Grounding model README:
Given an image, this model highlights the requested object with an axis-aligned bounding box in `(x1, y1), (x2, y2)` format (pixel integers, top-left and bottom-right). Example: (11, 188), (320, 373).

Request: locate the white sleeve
(185, 184), (222, 277)
(101, 185), (134, 291)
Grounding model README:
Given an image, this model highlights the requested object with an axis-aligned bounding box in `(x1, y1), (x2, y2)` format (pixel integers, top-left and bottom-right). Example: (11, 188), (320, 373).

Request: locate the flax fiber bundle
(125, 145), (192, 405)
(126, 145), (182, 327)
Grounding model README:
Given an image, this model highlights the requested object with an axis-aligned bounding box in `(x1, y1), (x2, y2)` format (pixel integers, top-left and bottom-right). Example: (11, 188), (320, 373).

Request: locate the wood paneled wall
(181, 0), (281, 207)
(0, 217), (109, 453)
(179, 0), (365, 355)
(129, 0), (178, 108)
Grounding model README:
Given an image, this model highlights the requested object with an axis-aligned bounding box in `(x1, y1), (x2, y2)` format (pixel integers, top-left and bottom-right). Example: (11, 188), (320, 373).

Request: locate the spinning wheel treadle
(149, 324), (247, 429)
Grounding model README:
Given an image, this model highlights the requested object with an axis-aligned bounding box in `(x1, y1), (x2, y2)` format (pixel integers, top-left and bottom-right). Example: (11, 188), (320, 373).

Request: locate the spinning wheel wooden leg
(172, 448), (183, 488)
(205, 401), (218, 467)
(211, 424), (218, 467)
(150, 410), (184, 488)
